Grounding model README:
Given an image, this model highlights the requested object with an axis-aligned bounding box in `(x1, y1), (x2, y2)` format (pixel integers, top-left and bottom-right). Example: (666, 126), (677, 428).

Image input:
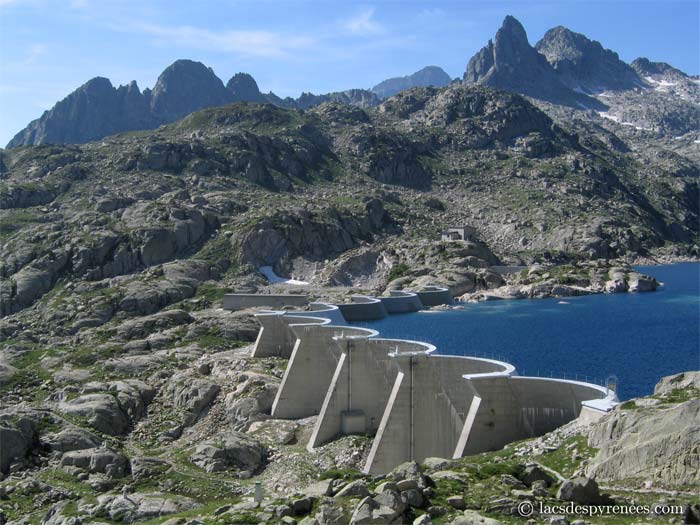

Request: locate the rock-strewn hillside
(1, 83), (697, 323)
(0, 82), (698, 525)
(2, 321), (697, 525)
(587, 371), (700, 486)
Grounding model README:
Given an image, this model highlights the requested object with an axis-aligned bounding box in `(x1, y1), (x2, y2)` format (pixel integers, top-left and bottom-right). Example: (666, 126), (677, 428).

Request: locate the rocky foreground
(1, 309), (698, 525)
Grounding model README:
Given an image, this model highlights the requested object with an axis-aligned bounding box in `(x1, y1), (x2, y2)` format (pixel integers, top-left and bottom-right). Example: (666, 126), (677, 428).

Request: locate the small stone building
(441, 225), (476, 242)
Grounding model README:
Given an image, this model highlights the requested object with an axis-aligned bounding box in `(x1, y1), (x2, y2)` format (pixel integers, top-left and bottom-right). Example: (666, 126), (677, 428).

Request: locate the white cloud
(343, 7), (384, 36)
(131, 22), (316, 58)
(25, 43), (47, 64)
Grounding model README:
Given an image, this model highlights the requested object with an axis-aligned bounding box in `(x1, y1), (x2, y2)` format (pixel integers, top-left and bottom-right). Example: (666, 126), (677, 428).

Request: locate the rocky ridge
(464, 16), (700, 138)
(534, 26), (644, 93)
(7, 60), (381, 148)
(463, 16), (604, 110)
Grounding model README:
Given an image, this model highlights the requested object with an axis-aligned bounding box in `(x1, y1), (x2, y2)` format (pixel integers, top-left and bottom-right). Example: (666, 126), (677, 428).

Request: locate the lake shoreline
(624, 254), (700, 266)
(361, 263), (699, 400)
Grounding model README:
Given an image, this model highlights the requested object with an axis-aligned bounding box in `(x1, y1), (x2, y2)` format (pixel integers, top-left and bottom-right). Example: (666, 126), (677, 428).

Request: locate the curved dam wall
(246, 291), (617, 474)
(365, 354), (513, 474)
(416, 286), (454, 307)
(305, 303), (346, 326)
(379, 291), (423, 314)
(252, 313), (328, 359)
(251, 303), (345, 358)
(224, 287), (453, 322)
(337, 296), (388, 322)
(457, 376), (614, 457)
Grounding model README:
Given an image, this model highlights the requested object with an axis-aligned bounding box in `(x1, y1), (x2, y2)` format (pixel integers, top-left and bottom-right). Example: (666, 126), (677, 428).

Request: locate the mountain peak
(371, 65), (452, 99)
(226, 72), (266, 103)
(150, 59), (232, 121)
(463, 16), (603, 109)
(535, 27), (642, 92)
(631, 57), (688, 80)
(499, 15), (528, 42)
(80, 76), (115, 95)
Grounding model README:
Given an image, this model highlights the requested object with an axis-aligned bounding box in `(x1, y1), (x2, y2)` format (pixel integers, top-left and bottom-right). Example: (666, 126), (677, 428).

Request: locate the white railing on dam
(242, 290), (617, 473)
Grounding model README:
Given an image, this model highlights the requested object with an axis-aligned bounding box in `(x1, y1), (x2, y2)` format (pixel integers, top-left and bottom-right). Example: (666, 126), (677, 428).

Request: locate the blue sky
(0, 0), (698, 146)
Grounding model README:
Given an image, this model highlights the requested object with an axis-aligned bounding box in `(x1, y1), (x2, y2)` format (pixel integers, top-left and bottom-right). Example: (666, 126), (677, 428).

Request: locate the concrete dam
(225, 288), (618, 474)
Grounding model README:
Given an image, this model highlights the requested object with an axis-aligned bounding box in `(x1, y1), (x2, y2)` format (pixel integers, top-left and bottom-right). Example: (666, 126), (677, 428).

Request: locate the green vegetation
(388, 263), (410, 282)
(0, 210), (40, 238)
(195, 282), (230, 303)
(533, 435), (597, 478)
(319, 467), (365, 481)
(654, 387), (699, 404)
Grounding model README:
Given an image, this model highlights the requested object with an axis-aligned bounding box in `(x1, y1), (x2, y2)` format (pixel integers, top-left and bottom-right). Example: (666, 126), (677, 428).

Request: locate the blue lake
(358, 263), (700, 400)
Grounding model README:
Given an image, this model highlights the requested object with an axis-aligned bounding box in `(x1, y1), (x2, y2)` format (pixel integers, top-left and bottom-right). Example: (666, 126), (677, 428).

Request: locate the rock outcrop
(586, 372), (700, 486)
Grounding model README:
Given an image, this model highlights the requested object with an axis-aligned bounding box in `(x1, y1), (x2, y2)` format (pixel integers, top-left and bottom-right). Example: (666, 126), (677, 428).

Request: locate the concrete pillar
(251, 313), (291, 358)
(271, 325), (377, 419)
(365, 355), (509, 474)
(251, 313), (328, 359)
(308, 338), (408, 450)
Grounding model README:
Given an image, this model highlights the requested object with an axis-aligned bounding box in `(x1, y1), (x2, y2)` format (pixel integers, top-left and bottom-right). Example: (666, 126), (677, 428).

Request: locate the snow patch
(597, 111), (620, 123)
(259, 266), (309, 286)
(646, 75), (678, 90)
(597, 111), (652, 131)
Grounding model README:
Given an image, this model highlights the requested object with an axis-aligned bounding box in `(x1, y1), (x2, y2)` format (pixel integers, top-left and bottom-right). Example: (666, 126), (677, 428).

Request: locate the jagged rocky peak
(464, 15), (531, 84)
(535, 26), (643, 92)
(6, 76), (154, 147)
(463, 15), (603, 110)
(150, 59), (232, 121)
(226, 72), (266, 102)
(371, 65), (452, 99)
(631, 57), (689, 81)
